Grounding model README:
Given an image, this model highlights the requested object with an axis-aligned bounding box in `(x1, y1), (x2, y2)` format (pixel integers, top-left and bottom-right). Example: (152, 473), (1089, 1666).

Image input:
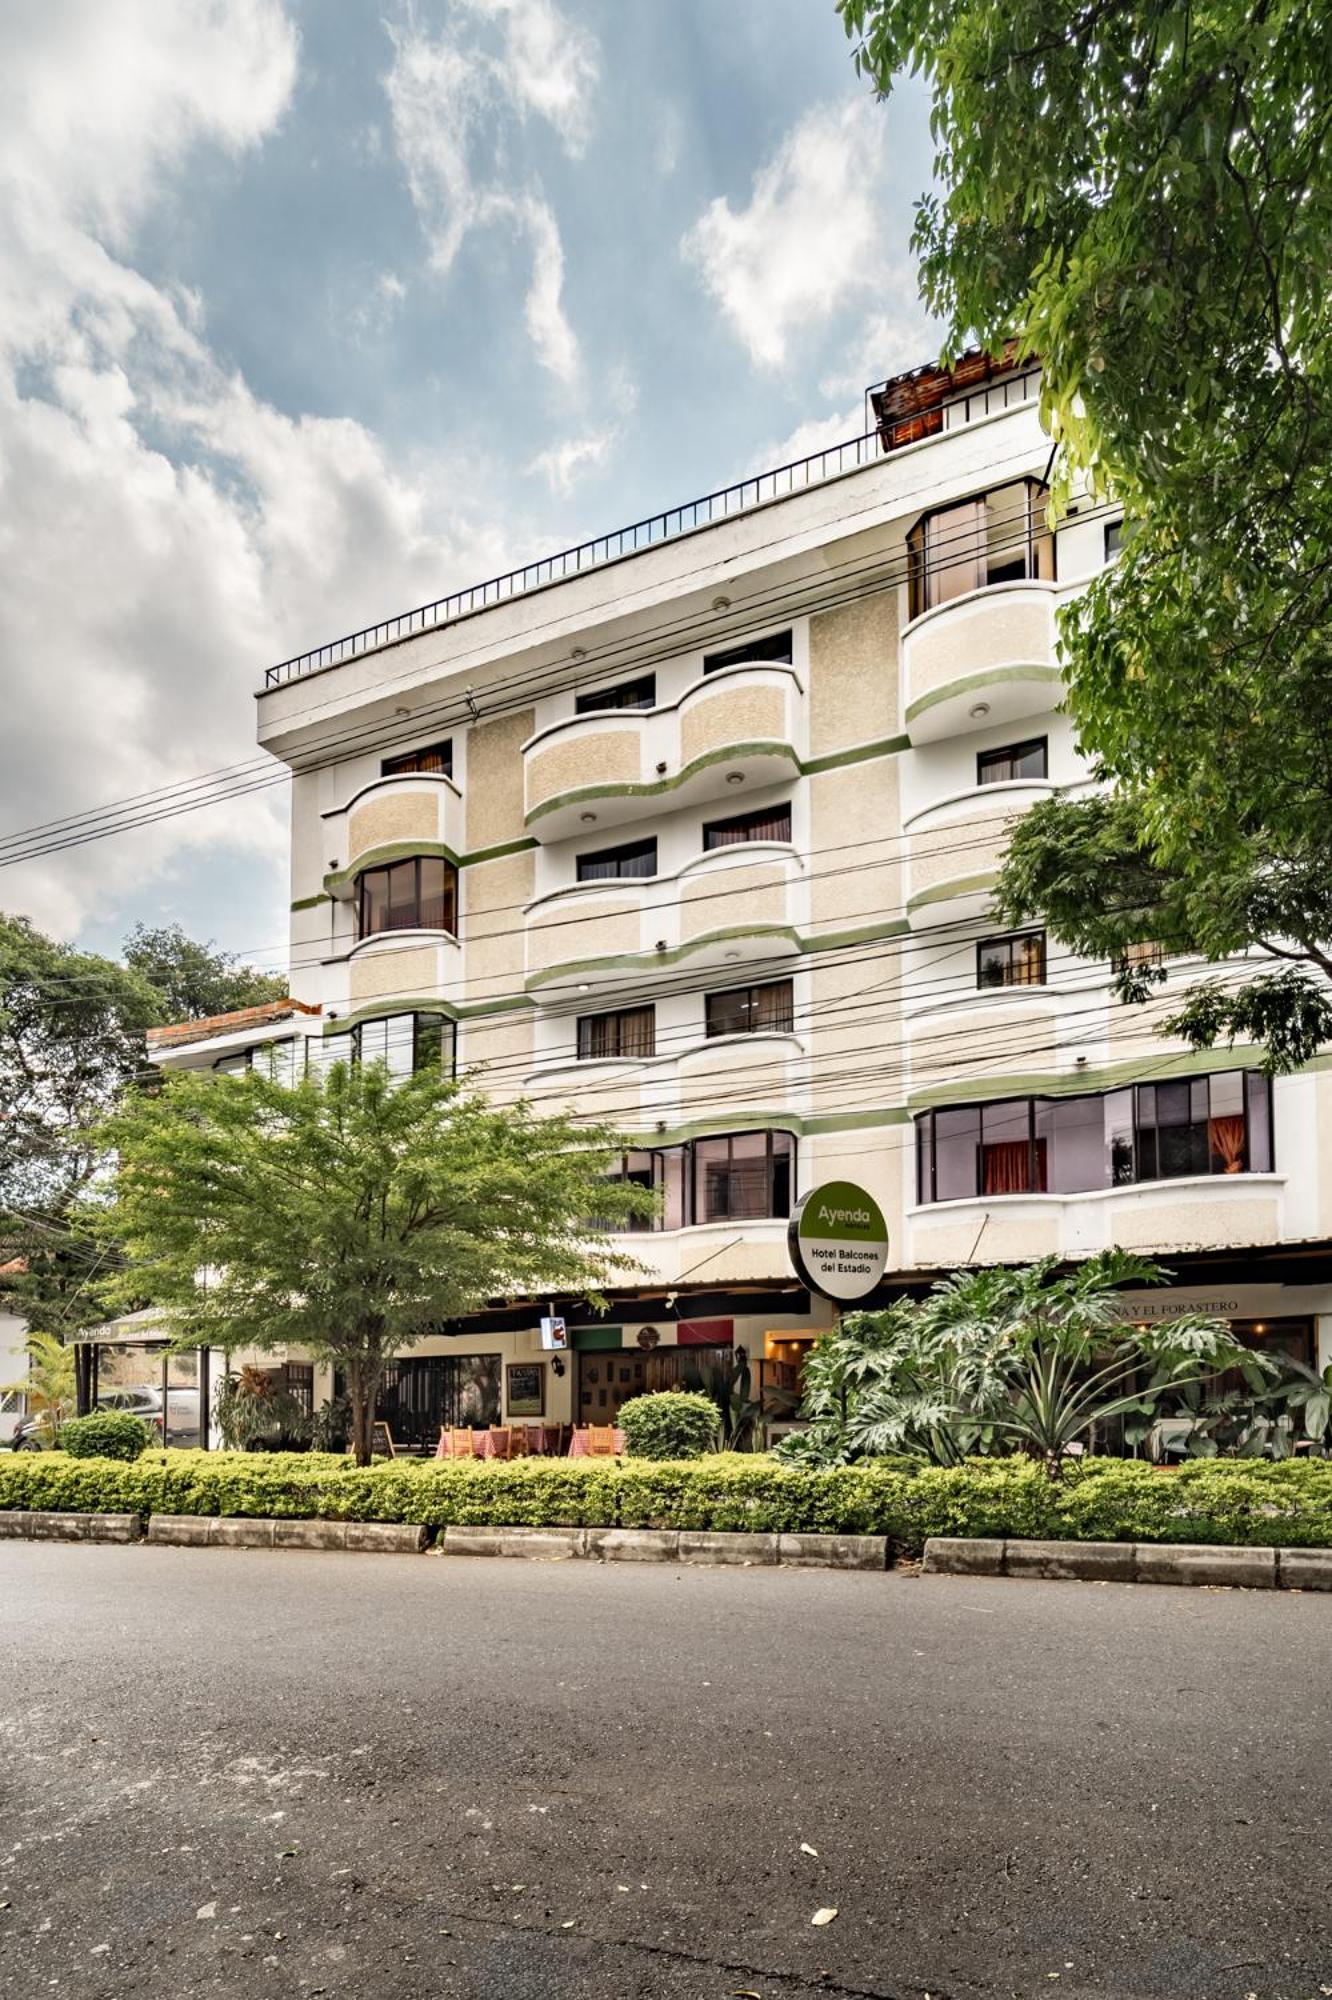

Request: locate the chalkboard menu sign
(506, 1363), (544, 1417)
(370, 1420), (396, 1458)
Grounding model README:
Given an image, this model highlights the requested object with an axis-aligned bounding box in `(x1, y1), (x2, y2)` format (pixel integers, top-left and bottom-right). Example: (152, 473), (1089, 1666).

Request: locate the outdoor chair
(508, 1425), (530, 1457)
(587, 1424), (618, 1457)
(488, 1425), (513, 1460)
(449, 1427), (477, 1459)
(524, 1425), (548, 1456)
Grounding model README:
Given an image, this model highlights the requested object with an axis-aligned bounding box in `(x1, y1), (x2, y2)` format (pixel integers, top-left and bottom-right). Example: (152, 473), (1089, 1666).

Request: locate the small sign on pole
(787, 1181), (889, 1303)
(539, 1315), (568, 1351)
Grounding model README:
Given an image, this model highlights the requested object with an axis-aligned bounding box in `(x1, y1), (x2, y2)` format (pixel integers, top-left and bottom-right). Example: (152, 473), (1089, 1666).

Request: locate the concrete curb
(0, 1510), (141, 1544)
(146, 1515), (428, 1554)
(922, 1536), (1332, 1590)
(439, 1525), (890, 1569)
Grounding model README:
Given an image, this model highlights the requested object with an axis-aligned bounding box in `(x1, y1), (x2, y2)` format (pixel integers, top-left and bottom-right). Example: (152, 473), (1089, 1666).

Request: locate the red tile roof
(146, 998), (321, 1050)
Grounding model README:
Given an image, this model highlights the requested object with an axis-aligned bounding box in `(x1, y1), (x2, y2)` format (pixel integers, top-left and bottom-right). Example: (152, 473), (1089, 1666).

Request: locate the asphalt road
(1, 1545), (1330, 2000)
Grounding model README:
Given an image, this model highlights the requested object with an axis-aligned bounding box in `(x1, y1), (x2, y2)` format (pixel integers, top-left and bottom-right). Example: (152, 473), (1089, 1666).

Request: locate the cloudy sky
(0, 0), (936, 975)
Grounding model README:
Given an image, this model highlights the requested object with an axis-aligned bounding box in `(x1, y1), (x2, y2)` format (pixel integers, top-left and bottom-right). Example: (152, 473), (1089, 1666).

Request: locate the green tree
(839, 0), (1332, 1068)
(122, 922), (286, 1022)
(2, 1330), (78, 1447)
(781, 1251), (1254, 1477)
(95, 1060), (655, 1465)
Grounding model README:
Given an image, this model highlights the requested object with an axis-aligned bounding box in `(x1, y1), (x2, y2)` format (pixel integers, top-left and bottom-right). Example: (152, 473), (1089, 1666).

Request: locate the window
(382, 740), (452, 778)
(1116, 939), (1165, 973)
(576, 837), (656, 883)
(212, 1040), (307, 1080)
(914, 1071), (1272, 1203)
(977, 931), (1046, 988)
(703, 629), (792, 674)
(601, 1130), (795, 1229)
(907, 479), (1054, 619)
(1104, 519), (1123, 560)
(977, 738), (1047, 786)
(356, 1012), (457, 1078)
(702, 803), (792, 850)
(705, 980), (794, 1038)
(575, 675), (656, 715)
(577, 1006), (655, 1060)
(357, 855), (458, 937)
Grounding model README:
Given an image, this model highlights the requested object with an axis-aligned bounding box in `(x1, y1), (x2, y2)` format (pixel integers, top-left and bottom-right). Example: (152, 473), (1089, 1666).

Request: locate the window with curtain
(977, 738), (1047, 786)
(702, 630), (792, 674)
(356, 855), (458, 937)
(600, 1131), (794, 1229)
(576, 1006), (655, 1060)
(382, 740), (452, 778)
(915, 1072), (1271, 1203)
(704, 979), (795, 1037)
(701, 804), (792, 850)
(575, 838), (657, 882)
(574, 675), (656, 714)
(977, 931), (1046, 988)
(907, 479), (1054, 619)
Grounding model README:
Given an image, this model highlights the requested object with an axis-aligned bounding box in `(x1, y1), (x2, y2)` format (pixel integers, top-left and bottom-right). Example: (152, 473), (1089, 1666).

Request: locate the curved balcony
(321, 772), (465, 883)
(905, 794), (1029, 925)
(343, 927), (463, 1011)
(907, 1173), (1286, 1270)
(902, 582), (1059, 744)
(523, 1028), (805, 1128)
(522, 663), (804, 841)
(524, 845), (805, 1000)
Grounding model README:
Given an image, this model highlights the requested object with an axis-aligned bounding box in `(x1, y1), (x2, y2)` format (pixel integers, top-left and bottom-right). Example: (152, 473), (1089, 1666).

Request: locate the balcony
(524, 845), (805, 1000)
(902, 582), (1059, 744)
(905, 794), (1030, 922)
(522, 663), (803, 841)
(322, 771), (465, 883)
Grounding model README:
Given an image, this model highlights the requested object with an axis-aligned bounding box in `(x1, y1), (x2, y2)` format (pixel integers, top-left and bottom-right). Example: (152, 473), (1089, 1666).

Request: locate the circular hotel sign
(788, 1181), (889, 1302)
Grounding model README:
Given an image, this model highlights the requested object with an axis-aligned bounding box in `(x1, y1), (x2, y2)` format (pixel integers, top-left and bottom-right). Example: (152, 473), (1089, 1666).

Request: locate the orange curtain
(1209, 1116), (1246, 1173)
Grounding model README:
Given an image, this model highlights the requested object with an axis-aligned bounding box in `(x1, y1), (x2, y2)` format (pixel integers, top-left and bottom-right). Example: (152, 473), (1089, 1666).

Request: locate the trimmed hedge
(3, 1450), (1332, 1553)
(60, 1412), (152, 1461)
(619, 1390), (719, 1460)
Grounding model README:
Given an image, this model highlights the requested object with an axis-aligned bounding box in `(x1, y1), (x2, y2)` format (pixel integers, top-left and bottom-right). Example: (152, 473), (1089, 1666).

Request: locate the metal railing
(263, 427), (890, 690)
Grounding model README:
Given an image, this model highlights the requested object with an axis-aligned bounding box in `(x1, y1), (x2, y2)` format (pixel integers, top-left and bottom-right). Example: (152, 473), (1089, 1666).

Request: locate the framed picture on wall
(506, 1362), (545, 1418)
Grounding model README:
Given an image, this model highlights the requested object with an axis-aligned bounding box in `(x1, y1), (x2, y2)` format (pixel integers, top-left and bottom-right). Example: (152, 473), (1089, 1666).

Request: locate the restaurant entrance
(576, 1343), (734, 1424)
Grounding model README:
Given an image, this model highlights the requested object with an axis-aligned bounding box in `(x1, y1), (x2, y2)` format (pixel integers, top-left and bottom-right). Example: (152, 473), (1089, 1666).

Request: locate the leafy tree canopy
(93, 1059), (656, 1463)
(122, 922), (286, 1022)
(840, 0), (1332, 1067)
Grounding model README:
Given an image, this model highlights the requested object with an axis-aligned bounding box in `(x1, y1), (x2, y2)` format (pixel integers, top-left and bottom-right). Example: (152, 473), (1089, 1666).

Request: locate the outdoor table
(435, 1426), (562, 1460)
(567, 1427), (626, 1457)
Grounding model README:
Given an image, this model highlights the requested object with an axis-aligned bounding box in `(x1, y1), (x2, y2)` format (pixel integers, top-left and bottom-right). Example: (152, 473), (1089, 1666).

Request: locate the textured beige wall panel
(807, 764), (902, 932)
(913, 1217), (1061, 1265)
(462, 852), (535, 1000)
(347, 791), (438, 860)
(679, 683), (787, 766)
(909, 809), (1013, 894)
(526, 728), (640, 812)
(349, 945), (437, 1003)
(906, 592), (1054, 703)
(528, 900), (640, 972)
(1111, 1196), (1280, 1252)
(679, 861), (787, 941)
(808, 595), (898, 757)
(467, 709), (534, 849)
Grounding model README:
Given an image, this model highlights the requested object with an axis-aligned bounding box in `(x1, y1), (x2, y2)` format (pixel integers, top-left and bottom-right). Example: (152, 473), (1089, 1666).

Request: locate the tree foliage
(839, 0), (1332, 1066)
(94, 1060), (656, 1464)
(122, 922), (286, 1023)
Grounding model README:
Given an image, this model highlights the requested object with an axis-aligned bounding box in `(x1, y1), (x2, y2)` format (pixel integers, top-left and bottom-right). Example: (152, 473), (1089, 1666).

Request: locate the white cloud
(0, 0), (516, 951)
(383, 0), (598, 384)
(526, 427), (614, 494)
(682, 97), (901, 371)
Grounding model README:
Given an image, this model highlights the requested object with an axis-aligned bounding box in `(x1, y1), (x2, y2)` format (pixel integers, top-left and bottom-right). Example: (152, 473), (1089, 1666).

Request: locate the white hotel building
(150, 351), (1332, 1444)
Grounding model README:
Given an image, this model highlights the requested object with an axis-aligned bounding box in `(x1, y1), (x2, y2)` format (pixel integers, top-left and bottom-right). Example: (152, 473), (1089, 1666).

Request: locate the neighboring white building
(150, 350), (1332, 1444)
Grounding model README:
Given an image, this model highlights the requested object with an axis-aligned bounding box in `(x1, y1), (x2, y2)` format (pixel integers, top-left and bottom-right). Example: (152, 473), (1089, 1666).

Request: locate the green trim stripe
(904, 663), (1061, 727)
(906, 871), (999, 913)
(525, 917), (910, 993)
(801, 733), (910, 776)
(526, 741), (801, 828)
(322, 836), (537, 899)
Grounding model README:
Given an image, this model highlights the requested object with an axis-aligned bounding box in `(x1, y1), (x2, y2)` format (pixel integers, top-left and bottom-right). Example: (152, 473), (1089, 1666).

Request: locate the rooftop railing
(262, 427), (889, 691)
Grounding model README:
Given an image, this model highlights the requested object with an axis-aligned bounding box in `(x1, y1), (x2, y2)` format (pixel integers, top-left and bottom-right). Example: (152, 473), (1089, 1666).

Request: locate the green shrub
(619, 1390), (719, 1460)
(59, 1412), (152, 1462)
(2, 1449), (1331, 1552)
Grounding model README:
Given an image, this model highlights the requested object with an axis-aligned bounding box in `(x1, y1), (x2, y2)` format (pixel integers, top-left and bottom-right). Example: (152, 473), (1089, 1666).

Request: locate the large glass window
(575, 674), (656, 714)
(357, 855), (457, 937)
(577, 1006), (655, 1060)
(907, 479), (1054, 619)
(576, 838), (657, 883)
(382, 740), (452, 778)
(977, 931), (1046, 988)
(705, 979), (795, 1038)
(978, 738), (1047, 786)
(703, 630), (792, 674)
(702, 803), (792, 850)
(601, 1130), (795, 1230)
(355, 1012), (456, 1078)
(915, 1071), (1272, 1203)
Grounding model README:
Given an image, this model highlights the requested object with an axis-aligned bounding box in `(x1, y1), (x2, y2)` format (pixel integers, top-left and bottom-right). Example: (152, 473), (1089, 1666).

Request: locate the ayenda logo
(814, 1202), (871, 1229)
(790, 1179), (889, 1301)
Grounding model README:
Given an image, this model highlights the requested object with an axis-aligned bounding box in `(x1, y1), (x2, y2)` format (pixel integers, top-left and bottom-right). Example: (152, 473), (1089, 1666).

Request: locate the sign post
(787, 1180), (889, 1303)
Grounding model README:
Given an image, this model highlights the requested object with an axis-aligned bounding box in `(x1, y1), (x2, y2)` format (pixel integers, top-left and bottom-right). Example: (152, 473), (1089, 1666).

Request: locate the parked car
(10, 1384), (201, 1450)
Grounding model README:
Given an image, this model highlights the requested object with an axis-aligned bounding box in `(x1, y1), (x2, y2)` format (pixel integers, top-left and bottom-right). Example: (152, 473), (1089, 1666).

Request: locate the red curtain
(981, 1139), (1048, 1195)
(1209, 1116), (1246, 1173)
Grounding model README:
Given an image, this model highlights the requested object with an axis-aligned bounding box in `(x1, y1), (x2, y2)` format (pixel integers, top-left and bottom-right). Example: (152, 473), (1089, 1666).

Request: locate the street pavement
(1, 1542), (1330, 2000)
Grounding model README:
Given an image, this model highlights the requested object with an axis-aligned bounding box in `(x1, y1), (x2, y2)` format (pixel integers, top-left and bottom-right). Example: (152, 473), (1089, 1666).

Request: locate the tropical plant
(94, 1058), (655, 1465)
(2, 1330), (77, 1447)
(59, 1410), (151, 1461)
(778, 1253), (1258, 1477)
(619, 1390), (719, 1461)
(682, 1346), (769, 1452)
(309, 1393), (353, 1454)
(214, 1367), (312, 1453)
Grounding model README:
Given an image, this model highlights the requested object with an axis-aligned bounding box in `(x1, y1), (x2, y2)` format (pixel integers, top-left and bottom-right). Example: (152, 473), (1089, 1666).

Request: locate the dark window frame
(602, 1128), (796, 1230)
(977, 737), (1048, 786)
(906, 478), (1055, 620)
(381, 739), (453, 778)
(356, 854), (458, 938)
(914, 1071), (1273, 1205)
(702, 629), (793, 674)
(352, 1011), (458, 1078)
(575, 837), (657, 883)
(704, 980), (795, 1038)
(701, 803), (793, 851)
(576, 1005), (656, 1061)
(1104, 519), (1124, 561)
(574, 674), (656, 715)
(976, 930), (1047, 989)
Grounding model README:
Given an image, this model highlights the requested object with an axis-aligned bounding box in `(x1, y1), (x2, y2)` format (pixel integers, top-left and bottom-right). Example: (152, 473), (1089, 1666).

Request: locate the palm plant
(3, 1330), (77, 1447)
